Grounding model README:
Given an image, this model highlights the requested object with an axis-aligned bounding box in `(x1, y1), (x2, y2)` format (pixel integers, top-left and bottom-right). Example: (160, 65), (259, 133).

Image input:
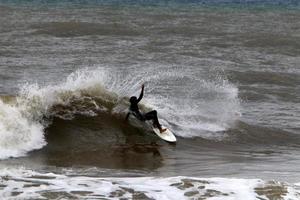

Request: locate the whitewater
(0, 168), (299, 199)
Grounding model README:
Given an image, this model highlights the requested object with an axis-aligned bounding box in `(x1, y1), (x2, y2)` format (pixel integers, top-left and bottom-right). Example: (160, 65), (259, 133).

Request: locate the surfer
(125, 84), (167, 133)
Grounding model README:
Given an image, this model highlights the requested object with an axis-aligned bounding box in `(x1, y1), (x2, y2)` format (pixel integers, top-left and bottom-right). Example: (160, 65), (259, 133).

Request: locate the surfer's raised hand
(137, 83), (144, 102)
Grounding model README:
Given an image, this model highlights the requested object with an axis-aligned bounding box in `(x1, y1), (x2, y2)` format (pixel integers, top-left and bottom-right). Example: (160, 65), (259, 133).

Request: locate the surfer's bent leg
(144, 110), (161, 129)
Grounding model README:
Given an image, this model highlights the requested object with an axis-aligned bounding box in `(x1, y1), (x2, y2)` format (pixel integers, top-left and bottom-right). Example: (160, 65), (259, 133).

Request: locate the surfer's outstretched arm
(137, 84), (144, 102)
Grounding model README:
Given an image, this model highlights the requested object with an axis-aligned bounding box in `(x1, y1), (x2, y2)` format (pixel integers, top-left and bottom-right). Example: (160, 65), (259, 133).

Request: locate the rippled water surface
(0, 1), (300, 199)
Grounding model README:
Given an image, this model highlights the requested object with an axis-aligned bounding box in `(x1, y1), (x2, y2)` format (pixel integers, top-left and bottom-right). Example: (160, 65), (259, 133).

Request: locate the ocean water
(0, 0), (300, 199)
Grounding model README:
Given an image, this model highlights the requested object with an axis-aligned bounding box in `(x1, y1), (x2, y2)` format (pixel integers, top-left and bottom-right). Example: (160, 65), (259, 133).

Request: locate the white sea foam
(0, 100), (45, 159)
(0, 168), (299, 200)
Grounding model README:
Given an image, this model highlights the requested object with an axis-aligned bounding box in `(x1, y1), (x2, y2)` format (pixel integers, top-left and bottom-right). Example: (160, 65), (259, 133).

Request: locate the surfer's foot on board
(159, 128), (167, 133)
(153, 123), (167, 133)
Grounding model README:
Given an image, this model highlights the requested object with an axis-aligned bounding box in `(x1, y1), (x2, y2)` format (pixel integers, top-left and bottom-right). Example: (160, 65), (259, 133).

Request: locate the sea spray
(140, 67), (241, 138)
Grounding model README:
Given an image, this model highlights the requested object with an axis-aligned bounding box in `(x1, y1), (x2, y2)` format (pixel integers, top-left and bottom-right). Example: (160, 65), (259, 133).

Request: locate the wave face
(0, 168), (299, 200)
(0, 66), (240, 159)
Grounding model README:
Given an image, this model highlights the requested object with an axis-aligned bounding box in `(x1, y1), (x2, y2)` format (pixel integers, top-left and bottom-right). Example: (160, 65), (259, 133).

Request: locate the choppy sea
(0, 0), (300, 199)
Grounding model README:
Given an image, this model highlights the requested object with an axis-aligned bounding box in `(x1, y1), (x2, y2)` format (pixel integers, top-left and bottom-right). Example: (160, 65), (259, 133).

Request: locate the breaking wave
(0, 66), (241, 159)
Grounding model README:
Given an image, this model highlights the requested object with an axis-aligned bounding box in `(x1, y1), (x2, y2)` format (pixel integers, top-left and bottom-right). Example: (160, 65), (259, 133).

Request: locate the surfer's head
(130, 96), (137, 104)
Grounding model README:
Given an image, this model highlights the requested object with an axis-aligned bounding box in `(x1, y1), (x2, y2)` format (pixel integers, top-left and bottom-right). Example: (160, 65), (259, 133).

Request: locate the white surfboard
(152, 126), (176, 143)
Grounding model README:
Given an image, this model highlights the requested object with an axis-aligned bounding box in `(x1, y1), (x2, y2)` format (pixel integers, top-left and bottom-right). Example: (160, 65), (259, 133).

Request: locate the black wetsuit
(125, 86), (161, 129)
